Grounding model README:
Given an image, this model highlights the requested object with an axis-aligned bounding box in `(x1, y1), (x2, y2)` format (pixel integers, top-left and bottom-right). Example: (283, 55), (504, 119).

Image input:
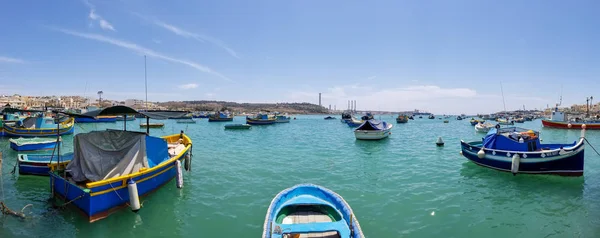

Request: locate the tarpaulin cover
(482, 127), (541, 151)
(356, 120), (388, 131)
(67, 130), (148, 182)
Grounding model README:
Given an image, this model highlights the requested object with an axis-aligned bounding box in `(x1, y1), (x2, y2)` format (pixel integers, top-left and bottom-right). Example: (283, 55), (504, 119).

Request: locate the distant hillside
(157, 100), (329, 114)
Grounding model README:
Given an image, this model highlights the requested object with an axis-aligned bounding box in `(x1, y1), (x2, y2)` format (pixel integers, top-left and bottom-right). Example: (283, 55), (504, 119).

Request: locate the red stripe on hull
(541, 120), (600, 129)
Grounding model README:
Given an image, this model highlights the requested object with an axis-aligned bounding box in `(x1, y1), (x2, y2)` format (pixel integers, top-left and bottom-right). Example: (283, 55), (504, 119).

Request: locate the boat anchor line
(584, 138), (600, 157)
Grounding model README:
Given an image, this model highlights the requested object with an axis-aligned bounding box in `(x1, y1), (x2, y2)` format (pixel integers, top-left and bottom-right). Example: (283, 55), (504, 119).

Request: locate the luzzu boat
(75, 116), (117, 123)
(496, 118), (514, 125)
(346, 117), (364, 127)
(460, 127), (585, 176)
(4, 117), (75, 137)
(396, 115), (409, 123)
(18, 152), (73, 176)
(262, 184), (364, 238)
(542, 105), (600, 129)
(48, 106), (193, 222)
(340, 111), (353, 123)
(470, 118), (483, 126)
(275, 114), (291, 123)
(247, 114), (276, 125)
(354, 120), (393, 140)
(208, 112), (234, 122)
(9, 137), (60, 151)
(474, 122), (495, 133)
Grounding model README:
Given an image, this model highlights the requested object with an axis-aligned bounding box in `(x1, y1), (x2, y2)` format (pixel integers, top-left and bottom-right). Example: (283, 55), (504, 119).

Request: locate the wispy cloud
(133, 13), (239, 59)
(178, 83), (198, 89)
(54, 28), (230, 81)
(0, 56), (25, 64)
(84, 0), (115, 31)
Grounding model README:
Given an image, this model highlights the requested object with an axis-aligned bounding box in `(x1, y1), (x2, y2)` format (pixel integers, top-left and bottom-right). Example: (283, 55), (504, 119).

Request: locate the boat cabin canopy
(66, 130), (173, 182)
(356, 120), (388, 131)
(482, 127), (541, 151)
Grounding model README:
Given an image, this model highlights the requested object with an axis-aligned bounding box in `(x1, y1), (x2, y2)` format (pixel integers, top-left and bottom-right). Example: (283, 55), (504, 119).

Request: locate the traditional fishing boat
(396, 115), (409, 123)
(224, 124), (252, 129)
(513, 117), (525, 123)
(18, 152), (73, 176)
(262, 184), (364, 238)
(3, 116), (75, 137)
(208, 112), (234, 122)
(460, 126), (585, 176)
(428, 114), (435, 119)
(496, 118), (514, 125)
(354, 120), (393, 140)
(542, 106), (600, 129)
(75, 116), (117, 123)
(361, 112), (374, 121)
(474, 122), (496, 133)
(116, 115), (135, 121)
(346, 117), (364, 127)
(247, 114), (276, 125)
(275, 114), (291, 123)
(49, 106), (193, 222)
(340, 111), (352, 123)
(140, 122), (165, 128)
(9, 137), (60, 151)
(176, 118), (196, 124)
(469, 118), (483, 126)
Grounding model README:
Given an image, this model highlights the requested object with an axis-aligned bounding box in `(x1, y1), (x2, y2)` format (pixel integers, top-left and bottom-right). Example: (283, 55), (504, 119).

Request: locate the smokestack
(319, 93), (322, 106)
(329, 104), (331, 111)
(348, 100), (350, 110)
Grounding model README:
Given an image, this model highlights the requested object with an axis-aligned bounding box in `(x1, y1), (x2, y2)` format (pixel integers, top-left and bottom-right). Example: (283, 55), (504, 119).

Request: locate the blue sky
(1, 0), (599, 114)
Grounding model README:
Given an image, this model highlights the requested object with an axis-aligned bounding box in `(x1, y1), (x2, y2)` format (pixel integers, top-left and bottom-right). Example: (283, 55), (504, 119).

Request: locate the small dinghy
(224, 124), (252, 129)
(324, 116), (336, 120)
(474, 122), (495, 133)
(18, 152), (73, 176)
(396, 115), (409, 123)
(354, 120), (393, 140)
(262, 184), (364, 238)
(461, 127), (586, 176)
(140, 122), (165, 128)
(9, 137), (60, 151)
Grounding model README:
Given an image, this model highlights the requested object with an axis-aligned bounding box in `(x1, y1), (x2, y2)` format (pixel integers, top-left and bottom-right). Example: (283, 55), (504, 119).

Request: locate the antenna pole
(500, 82), (507, 112)
(144, 55), (148, 111)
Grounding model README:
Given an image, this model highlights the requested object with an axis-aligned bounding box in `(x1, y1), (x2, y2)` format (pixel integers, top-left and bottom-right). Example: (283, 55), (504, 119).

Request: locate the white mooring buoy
(176, 160), (184, 189)
(436, 137), (444, 146)
(127, 179), (141, 212)
(477, 148), (485, 159)
(511, 154), (520, 175)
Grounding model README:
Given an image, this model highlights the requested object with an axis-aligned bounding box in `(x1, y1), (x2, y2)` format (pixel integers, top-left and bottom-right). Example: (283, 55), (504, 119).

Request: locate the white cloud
(55, 28), (230, 81)
(85, 1), (115, 31)
(288, 84), (548, 114)
(0, 56), (25, 63)
(179, 83), (198, 89)
(132, 13), (239, 59)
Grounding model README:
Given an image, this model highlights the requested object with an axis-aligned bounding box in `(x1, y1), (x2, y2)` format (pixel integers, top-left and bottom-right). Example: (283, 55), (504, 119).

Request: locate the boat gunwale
(460, 136), (585, 154)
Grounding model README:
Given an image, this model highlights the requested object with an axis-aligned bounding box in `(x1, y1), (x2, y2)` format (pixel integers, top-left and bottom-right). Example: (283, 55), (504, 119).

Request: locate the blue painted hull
(19, 153), (73, 176)
(50, 150), (190, 222)
(247, 118), (276, 125)
(208, 117), (233, 122)
(4, 124), (75, 137)
(10, 140), (59, 151)
(460, 139), (585, 176)
(347, 121), (362, 127)
(75, 117), (117, 123)
(263, 184), (364, 238)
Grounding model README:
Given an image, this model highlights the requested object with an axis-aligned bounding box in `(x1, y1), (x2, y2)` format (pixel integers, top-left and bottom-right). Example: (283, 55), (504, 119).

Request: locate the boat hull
(10, 140), (59, 151)
(50, 134), (191, 222)
(18, 153), (72, 176)
(541, 119), (600, 129)
(140, 123), (164, 128)
(224, 124), (251, 129)
(262, 184), (364, 238)
(3, 118), (75, 137)
(75, 116), (117, 123)
(208, 117), (234, 122)
(246, 118), (276, 125)
(354, 129), (391, 140)
(460, 139), (585, 176)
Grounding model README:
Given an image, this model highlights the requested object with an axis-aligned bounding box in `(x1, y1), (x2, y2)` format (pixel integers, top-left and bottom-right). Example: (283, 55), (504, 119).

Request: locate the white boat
(354, 120), (393, 140)
(475, 122), (496, 133)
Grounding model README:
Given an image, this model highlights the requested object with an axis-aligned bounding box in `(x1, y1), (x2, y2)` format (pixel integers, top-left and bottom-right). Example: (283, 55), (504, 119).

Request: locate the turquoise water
(1, 116), (600, 237)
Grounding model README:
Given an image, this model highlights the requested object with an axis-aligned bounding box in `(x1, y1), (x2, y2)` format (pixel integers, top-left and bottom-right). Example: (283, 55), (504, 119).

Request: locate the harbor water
(1, 116), (599, 237)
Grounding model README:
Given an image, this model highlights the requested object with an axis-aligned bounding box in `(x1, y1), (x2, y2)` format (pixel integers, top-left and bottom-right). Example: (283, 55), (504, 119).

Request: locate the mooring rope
(584, 138), (600, 157)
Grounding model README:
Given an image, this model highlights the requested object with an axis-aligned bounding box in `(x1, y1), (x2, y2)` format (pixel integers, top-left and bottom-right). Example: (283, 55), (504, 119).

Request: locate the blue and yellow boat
(18, 152), (73, 176)
(208, 111), (234, 122)
(3, 117), (75, 137)
(247, 114), (277, 125)
(262, 184), (364, 238)
(9, 137), (60, 151)
(75, 115), (117, 123)
(275, 114), (291, 123)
